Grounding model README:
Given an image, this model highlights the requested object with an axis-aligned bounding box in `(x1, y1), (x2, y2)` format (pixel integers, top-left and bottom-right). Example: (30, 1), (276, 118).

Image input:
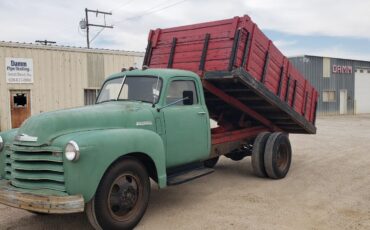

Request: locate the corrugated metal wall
(329, 57), (355, 115)
(0, 42), (144, 131)
(87, 53), (105, 88)
(290, 55), (370, 116)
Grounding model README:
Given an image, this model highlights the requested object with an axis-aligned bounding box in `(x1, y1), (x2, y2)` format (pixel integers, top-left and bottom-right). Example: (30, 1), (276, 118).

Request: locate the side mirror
(183, 91), (194, 105)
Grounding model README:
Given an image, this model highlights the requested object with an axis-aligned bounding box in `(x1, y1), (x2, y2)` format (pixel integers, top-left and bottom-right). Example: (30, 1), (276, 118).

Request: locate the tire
(264, 132), (292, 179)
(251, 132), (271, 177)
(86, 158), (150, 230)
(204, 156), (219, 168)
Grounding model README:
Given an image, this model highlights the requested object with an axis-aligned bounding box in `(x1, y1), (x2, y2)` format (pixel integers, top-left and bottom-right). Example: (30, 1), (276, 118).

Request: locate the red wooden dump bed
(144, 15), (318, 136)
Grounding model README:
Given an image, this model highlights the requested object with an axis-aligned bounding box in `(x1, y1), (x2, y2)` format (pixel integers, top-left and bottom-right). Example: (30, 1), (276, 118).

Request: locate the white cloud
(273, 40), (297, 48)
(243, 0), (370, 38)
(270, 41), (370, 61)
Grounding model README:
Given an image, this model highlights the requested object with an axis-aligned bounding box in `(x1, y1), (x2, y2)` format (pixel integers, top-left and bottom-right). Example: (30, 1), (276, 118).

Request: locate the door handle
(197, 111), (206, 115)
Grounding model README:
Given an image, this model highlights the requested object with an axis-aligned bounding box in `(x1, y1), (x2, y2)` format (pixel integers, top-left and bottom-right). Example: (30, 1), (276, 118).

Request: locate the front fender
(0, 129), (18, 179)
(52, 129), (166, 202)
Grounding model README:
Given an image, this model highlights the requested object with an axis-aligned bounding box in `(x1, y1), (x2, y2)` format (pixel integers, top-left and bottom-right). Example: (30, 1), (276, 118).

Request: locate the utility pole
(85, 8), (90, 49)
(82, 8), (113, 49)
(35, 40), (56, 45)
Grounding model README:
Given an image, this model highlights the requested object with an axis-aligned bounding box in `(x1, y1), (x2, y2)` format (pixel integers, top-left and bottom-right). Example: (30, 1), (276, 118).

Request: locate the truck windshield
(96, 76), (162, 104)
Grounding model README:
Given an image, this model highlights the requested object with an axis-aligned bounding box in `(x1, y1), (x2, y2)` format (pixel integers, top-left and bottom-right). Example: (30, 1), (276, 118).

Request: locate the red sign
(332, 65), (352, 74)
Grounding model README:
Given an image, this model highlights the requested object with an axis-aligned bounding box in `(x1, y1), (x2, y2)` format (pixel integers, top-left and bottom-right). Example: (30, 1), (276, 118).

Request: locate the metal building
(290, 55), (370, 115)
(0, 41), (144, 131)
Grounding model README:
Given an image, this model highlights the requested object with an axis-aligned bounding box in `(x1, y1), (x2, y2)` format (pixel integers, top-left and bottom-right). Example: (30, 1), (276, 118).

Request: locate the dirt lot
(1, 115), (370, 230)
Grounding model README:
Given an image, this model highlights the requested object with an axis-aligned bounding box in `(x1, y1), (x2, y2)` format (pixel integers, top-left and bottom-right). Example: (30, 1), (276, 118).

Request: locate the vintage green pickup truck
(0, 16), (318, 230)
(0, 68), (314, 229)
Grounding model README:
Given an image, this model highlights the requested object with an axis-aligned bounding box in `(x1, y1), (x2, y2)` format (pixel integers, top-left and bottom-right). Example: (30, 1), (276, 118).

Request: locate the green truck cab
(0, 69), (220, 229)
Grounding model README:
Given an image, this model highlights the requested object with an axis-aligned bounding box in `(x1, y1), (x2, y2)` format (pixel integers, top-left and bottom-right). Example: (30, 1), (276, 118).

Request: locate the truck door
(163, 79), (209, 167)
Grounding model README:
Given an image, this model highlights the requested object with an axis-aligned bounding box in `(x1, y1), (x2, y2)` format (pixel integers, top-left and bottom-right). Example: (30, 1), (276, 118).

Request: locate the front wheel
(86, 158), (150, 230)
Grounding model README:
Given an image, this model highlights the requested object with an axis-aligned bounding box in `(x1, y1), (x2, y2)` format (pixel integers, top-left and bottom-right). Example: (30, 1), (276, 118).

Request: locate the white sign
(332, 64), (353, 74)
(5, 58), (33, 83)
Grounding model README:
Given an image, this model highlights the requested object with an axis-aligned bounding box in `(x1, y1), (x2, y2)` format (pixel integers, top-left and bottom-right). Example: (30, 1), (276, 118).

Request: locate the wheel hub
(276, 144), (288, 170)
(108, 174), (141, 220)
(121, 186), (137, 209)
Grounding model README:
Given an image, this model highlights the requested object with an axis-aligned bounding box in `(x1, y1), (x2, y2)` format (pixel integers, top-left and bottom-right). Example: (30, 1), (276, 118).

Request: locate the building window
(367, 70), (370, 73)
(322, 91), (336, 102)
(13, 93), (28, 108)
(360, 69), (364, 73)
(323, 57), (331, 78)
(84, 89), (99, 105)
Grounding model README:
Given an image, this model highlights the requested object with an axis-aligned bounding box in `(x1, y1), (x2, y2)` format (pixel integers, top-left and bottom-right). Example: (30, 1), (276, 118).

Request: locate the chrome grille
(4, 148), (12, 180)
(8, 150), (66, 192)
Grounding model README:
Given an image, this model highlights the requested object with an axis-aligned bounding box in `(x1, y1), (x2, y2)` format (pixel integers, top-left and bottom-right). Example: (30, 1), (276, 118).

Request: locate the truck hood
(14, 102), (155, 147)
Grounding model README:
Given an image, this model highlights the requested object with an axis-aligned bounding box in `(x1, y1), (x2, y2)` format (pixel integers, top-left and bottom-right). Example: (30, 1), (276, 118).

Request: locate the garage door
(355, 69), (370, 114)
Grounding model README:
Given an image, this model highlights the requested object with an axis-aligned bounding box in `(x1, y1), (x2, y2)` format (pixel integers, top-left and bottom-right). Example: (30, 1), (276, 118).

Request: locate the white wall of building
(0, 42), (144, 131)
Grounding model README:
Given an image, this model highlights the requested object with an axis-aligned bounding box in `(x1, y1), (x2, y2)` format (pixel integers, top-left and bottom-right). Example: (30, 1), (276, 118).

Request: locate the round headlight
(0, 136), (4, 152)
(65, 141), (80, 161)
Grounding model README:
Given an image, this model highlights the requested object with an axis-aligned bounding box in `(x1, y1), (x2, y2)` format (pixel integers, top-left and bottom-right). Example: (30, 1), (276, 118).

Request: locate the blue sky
(0, 0), (370, 61)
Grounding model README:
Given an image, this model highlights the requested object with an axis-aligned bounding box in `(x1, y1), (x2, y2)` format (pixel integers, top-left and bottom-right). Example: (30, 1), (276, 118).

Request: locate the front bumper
(0, 180), (84, 214)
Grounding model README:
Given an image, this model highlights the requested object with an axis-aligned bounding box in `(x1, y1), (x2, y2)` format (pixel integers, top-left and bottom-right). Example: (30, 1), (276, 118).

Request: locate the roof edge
(289, 54), (370, 63)
(0, 41), (144, 56)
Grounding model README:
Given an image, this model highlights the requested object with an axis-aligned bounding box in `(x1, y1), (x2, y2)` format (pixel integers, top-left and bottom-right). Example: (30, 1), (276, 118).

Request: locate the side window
(166, 80), (198, 105)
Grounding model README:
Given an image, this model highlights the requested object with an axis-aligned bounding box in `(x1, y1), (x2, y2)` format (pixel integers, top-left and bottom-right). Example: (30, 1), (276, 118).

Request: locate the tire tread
(251, 132), (271, 177)
(264, 132), (292, 179)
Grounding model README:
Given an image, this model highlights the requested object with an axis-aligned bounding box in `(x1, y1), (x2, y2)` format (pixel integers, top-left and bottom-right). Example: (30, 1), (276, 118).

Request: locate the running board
(167, 167), (214, 186)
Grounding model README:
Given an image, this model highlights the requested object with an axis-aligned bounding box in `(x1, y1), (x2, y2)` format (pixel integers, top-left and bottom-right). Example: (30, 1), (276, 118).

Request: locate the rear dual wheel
(251, 132), (271, 178)
(264, 132), (292, 179)
(251, 132), (292, 179)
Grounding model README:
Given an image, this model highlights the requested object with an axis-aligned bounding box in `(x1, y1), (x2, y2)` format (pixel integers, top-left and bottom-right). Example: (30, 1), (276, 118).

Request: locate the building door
(355, 69), (370, 114)
(10, 90), (31, 128)
(340, 89), (347, 115)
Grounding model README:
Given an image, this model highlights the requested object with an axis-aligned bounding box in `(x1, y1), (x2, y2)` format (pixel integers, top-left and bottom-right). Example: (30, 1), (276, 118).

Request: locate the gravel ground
(1, 115), (369, 230)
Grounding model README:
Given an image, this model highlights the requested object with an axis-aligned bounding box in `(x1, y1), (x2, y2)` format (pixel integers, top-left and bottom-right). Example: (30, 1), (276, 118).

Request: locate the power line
(130, 0), (173, 15)
(111, 0), (172, 24)
(113, 0), (190, 25)
(81, 0), (191, 46)
(126, 0), (189, 21)
(111, 0), (136, 12)
(90, 27), (106, 43)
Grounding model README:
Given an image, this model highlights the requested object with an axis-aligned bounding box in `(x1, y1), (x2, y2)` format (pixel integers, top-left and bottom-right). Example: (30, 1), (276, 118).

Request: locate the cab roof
(106, 68), (200, 81)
